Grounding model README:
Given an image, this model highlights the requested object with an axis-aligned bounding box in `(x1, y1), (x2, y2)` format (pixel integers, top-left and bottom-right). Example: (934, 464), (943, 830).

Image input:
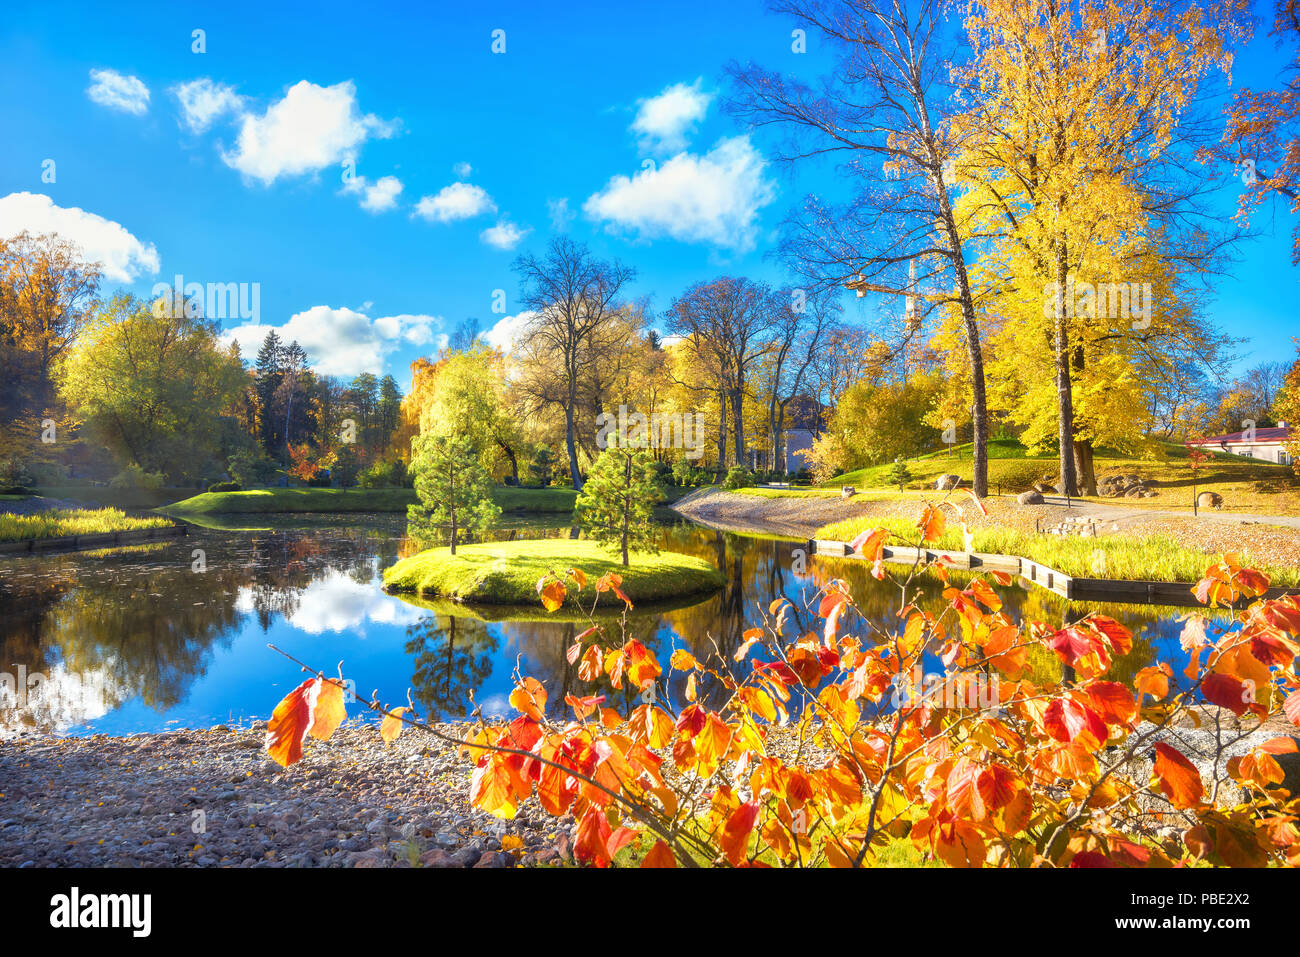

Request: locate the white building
(1187, 422), (1293, 466)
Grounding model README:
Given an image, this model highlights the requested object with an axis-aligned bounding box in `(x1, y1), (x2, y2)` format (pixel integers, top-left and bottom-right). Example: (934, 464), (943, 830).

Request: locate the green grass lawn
(161, 485), (579, 517)
(34, 485), (200, 509)
(382, 538), (725, 606)
(816, 514), (1300, 587)
(0, 507), (174, 543)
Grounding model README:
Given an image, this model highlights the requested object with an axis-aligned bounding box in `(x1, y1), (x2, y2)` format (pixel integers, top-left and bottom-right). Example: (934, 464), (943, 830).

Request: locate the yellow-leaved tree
(952, 0), (1247, 493)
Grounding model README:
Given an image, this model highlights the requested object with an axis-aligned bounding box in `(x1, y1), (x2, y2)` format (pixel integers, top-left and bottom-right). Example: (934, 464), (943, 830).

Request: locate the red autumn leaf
(606, 826), (639, 859)
(946, 758), (987, 821)
(1043, 698), (1107, 749)
(574, 806), (612, 867)
(265, 677), (322, 768)
(1085, 681), (1138, 727)
(1069, 850), (1115, 868)
(1153, 743), (1204, 809)
(1202, 673), (1250, 717)
(1085, 615), (1133, 655)
(565, 693), (605, 720)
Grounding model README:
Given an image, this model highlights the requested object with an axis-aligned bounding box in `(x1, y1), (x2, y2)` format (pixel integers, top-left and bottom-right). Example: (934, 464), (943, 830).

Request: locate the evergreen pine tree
(408, 431), (500, 554)
(575, 437), (663, 566)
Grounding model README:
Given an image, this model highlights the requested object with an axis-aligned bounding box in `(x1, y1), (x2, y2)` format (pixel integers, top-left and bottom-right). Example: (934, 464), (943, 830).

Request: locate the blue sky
(0, 0), (1294, 393)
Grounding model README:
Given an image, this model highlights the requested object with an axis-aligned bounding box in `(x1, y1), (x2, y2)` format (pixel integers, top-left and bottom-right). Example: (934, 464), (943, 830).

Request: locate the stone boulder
(1017, 490), (1044, 505)
(1032, 482), (1057, 494)
(936, 474), (961, 490)
(1197, 491), (1224, 510)
(840, 485), (856, 499)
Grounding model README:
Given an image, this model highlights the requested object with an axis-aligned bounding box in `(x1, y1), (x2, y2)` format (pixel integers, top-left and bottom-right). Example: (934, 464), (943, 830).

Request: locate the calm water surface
(0, 512), (1225, 736)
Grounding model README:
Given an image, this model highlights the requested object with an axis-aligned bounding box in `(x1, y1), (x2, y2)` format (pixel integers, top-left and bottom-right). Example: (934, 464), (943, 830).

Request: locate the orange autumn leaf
(1084, 681), (1138, 727)
(308, 678), (348, 741)
(1153, 743), (1204, 809)
(1285, 692), (1300, 727)
(537, 578), (566, 612)
(380, 706), (409, 744)
(1136, 664), (1172, 701)
(917, 505), (946, 543)
(719, 801), (760, 866)
(509, 677), (547, 720)
(640, 838), (676, 868)
(265, 677), (322, 768)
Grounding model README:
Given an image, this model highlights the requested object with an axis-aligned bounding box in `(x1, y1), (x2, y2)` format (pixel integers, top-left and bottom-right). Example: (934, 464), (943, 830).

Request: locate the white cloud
(453, 161), (472, 179)
(480, 218), (530, 250)
(548, 197), (574, 232)
(483, 310), (537, 355)
(0, 192), (160, 283)
(87, 68), (150, 115)
(221, 80), (397, 185)
(172, 78), (244, 133)
(222, 305), (445, 377)
(343, 173), (404, 212)
(235, 569), (424, 634)
(413, 182), (496, 223)
(632, 79), (712, 153)
(583, 136), (776, 252)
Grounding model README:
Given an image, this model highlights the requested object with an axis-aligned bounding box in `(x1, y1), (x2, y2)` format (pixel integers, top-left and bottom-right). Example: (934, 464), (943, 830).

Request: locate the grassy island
(381, 538), (725, 606)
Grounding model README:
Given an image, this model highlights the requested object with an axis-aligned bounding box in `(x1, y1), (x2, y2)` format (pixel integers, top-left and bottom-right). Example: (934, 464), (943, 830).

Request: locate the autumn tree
(760, 288), (837, 473)
(728, 0), (992, 496)
(956, 0), (1247, 493)
(420, 345), (523, 483)
(574, 436), (663, 567)
(59, 293), (247, 481)
(513, 237), (636, 490)
(1275, 340), (1300, 472)
(0, 231), (102, 458)
(408, 431), (501, 553)
(667, 277), (776, 465)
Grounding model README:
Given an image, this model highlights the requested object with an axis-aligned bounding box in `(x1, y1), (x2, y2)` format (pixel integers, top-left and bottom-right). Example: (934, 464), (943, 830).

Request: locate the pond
(0, 511), (1226, 737)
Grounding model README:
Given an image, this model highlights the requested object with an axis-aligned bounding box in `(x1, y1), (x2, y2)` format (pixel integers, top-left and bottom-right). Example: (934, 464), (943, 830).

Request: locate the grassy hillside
(161, 486), (579, 517)
(826, 439), (1299, 514)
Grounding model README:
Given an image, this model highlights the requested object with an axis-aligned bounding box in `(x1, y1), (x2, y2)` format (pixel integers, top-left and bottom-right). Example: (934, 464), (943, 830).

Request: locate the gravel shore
(0, 721), (564, 869)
